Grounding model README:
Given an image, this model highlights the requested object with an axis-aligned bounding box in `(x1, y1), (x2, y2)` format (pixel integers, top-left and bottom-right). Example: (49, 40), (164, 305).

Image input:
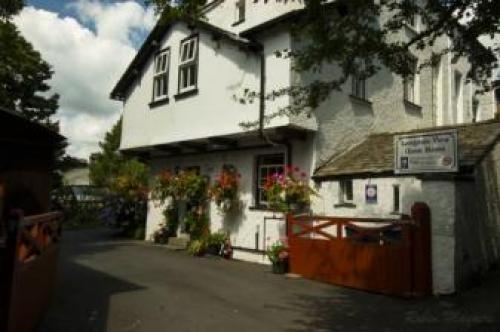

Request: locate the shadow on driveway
(39, 228), (500, 332)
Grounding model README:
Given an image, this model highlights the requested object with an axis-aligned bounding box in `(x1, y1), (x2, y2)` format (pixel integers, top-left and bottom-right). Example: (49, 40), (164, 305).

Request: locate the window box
(334, 202), (357, 209)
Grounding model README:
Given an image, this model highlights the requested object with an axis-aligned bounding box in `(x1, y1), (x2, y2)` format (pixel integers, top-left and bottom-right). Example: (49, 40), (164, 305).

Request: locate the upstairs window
(255, 154), (285, 206)
(235, 0), (245, 23)
(404, 0), (418, 30)
(403, 57), (418, 104)
(178, 36), (198, 94)
(153, 49), (170, 102)
(351, 61), (366, 100)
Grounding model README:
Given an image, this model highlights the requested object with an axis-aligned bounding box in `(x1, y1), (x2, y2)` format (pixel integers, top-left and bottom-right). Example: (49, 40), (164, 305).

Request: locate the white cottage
(111, 1), (500, 295)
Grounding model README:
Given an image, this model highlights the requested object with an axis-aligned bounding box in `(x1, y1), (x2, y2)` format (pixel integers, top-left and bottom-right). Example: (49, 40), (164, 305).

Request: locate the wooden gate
(2, 210), (63, 332)
(287, 203), (431, 297)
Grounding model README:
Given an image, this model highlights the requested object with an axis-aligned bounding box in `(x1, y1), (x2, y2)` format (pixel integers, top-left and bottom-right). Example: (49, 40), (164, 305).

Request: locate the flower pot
(207, 244), (221, 256)
(272, 260), (289, 274)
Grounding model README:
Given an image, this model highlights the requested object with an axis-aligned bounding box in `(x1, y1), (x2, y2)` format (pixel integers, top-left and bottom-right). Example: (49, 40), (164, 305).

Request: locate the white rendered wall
(204, 0), (304, 34)
(145, 138), (314, 264)
(312, 177), (457, 294)
(121, 22), (300, 151)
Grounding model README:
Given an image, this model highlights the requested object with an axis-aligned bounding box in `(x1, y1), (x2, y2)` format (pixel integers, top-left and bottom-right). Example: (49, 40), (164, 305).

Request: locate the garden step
(166, 237), (189, 249)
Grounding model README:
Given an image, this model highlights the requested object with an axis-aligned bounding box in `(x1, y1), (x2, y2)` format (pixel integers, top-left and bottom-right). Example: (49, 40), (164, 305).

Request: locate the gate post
(411, 202), (432, 296)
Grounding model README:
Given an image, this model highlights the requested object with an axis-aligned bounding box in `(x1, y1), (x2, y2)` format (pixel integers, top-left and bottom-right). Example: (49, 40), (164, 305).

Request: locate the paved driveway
(40, 228), (500, 332)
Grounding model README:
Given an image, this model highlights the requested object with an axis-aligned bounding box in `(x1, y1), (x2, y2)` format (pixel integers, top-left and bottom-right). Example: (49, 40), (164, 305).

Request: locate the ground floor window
(339, 179), (353, 203)
(255, 154), (285, 206)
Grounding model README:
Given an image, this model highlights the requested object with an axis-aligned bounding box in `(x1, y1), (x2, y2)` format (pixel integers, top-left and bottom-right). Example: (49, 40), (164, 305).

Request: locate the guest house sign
(394, 130), (458, 174)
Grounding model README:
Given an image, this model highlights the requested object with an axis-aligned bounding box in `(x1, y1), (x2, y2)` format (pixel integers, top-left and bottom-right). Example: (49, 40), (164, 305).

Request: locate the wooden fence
(287, 203), (431, 297)
(1, 210), (63, 332)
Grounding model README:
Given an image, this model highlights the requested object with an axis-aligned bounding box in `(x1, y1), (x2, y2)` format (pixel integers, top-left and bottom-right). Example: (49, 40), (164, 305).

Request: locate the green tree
(0, 0), (24, 20)
(147, 0), (499, 121)
(89, 118), (125, 188)
(0, 22), (59, 123)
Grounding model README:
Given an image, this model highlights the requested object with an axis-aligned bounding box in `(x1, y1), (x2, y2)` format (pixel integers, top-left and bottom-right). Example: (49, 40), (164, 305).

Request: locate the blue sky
(15, 0), (156, 158)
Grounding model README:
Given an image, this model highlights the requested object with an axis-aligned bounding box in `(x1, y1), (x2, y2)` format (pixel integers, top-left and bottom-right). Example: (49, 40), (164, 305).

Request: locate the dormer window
(153, 48), (170, 102)
(178, 36), (198, 94)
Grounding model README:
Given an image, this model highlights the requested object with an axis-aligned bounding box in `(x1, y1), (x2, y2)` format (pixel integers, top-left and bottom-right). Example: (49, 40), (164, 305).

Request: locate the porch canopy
(313, 119), (500, 179)
(120, 126), (310, 160)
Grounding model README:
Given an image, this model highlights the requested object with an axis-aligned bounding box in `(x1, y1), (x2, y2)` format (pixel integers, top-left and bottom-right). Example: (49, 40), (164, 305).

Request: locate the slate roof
(313, 119), (500, 179)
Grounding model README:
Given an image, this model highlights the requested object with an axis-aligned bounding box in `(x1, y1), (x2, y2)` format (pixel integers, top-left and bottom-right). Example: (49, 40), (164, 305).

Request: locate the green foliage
(90, 118), (125, 189)
(152, 170), (208, 204)
(0, 21), (59, 123)
(266, 240), (289, 264)
(0, 0), (24, 20)
(187, 238), (207, 256)
(148, 0), (499, 126)
(208, 165), (241, 213)
(184, 211), (209, 240)
(63, 202), (101, 230)
(113, 159), (149, 200)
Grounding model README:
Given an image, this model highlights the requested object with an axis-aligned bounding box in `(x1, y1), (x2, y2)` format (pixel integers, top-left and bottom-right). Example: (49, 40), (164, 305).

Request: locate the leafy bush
(266, 240), (289, 264)
(187, 239), (207, 256)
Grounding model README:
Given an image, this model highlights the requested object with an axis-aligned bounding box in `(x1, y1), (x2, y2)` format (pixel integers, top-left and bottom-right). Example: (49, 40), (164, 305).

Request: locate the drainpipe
(257, 46), (292, 166)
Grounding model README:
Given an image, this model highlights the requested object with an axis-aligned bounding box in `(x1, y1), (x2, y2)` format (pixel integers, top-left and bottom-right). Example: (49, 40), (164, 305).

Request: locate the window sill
(404, 99), (422, 111)
(390, 211), (403, 216)
(334, 202), (356, 209)
(149, 97), (169, 108)
(174, 88), (198, 100)
(248, 205), (281, 212)
(231, 18), (245, 27)
(349, 95), (372, 107)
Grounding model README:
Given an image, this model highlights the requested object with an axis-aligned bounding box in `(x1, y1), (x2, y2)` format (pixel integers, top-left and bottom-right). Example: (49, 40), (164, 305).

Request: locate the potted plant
(209, 165), (241, 213)
(206, 231), (227, 256)
(266, 240), (289, 274)
(187, 239), (207, 256)
(264, 166), (316, 213)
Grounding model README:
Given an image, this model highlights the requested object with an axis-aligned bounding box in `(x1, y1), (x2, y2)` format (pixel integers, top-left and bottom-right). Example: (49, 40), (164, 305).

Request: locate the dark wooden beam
(154, 144), (182, 154)
(208, 137), (238, 148)
(275, 127), (308, 141)
(178, 141), (208, 152)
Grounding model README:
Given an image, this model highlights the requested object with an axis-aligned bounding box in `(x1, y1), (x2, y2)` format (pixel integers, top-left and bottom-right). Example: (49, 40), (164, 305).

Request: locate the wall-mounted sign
(394, 130), (458, 174)
(365, 184), (378, 204)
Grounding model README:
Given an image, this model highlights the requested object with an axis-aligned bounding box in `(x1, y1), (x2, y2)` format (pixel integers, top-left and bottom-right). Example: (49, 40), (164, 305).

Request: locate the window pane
(162, 74), (168, 96)
(189, 64), (196, 87)
(188, 40), (195, 60)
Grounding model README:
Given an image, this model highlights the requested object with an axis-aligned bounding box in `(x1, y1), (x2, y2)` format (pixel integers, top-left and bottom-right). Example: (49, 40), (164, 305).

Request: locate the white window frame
(178, 36), (198, 94)
(351, 60), (367, 100)
(339, 180), (354, 204)
(404, 57), (418, 105)
(152, 48), (170, 102)
(255, 154), (285, 206)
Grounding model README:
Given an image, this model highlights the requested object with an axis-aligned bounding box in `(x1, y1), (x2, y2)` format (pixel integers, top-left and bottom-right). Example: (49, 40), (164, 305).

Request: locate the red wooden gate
(2, 210), (63, 332)
(287, 203), (431, 297)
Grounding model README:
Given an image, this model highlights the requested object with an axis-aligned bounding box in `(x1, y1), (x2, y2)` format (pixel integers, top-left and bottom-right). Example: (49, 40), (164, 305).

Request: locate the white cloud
(13, 1), (155, 159)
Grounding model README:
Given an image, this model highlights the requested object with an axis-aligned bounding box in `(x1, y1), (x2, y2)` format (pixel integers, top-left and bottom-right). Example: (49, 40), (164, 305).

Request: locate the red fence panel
(287, 203), (431, 297)
(3, 211), (63, 332)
